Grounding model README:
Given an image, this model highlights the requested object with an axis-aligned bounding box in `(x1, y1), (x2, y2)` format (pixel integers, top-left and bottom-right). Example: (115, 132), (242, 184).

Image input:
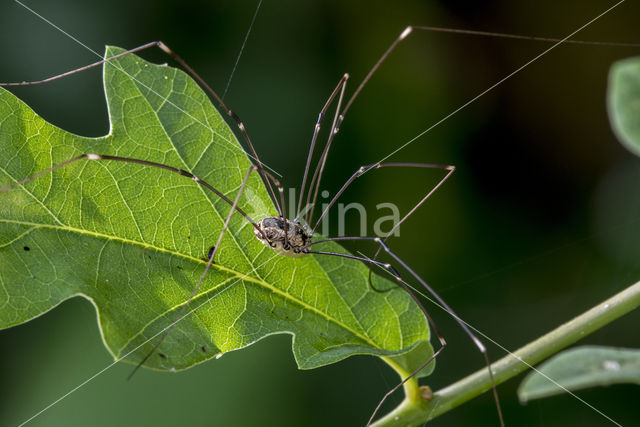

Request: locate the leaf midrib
(1, 218), (380, 349)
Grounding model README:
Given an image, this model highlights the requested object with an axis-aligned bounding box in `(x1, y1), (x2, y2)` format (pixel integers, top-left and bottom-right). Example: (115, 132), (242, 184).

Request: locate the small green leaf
(0, 47), (432, 376)
(518, 345), (640, 403)
(608, 56), (640, 157)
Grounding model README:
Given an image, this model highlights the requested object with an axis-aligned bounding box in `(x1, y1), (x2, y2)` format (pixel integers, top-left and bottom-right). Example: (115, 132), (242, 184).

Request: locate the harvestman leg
(301, 26), (419, 226)
(296, 73), (349, 221)
(311, 161), (452, 293)
(311, 162), (455, 235)
(311, 162), (455, 291)
(301, 75), (349, 226)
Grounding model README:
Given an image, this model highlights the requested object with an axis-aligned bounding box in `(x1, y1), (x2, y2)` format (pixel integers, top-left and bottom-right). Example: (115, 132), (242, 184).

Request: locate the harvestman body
(1, 27), (507, 426)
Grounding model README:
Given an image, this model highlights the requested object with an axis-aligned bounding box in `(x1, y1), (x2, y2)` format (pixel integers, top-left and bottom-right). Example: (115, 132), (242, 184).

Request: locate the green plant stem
(372, 280), (640, 427)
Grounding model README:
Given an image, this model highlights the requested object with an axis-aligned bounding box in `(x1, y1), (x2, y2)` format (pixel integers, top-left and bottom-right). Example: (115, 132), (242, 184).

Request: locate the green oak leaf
(0, 47), (433, 377)
(518, 345), (640, 402)
(608, 56), (640, 157)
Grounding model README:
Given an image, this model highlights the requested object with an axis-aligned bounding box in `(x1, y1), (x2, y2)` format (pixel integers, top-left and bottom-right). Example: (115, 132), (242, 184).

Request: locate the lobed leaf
(0, 47), (433, 376)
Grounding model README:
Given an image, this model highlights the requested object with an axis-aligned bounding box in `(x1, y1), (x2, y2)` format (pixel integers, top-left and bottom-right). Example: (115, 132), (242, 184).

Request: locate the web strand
(222, 0), (263, 100)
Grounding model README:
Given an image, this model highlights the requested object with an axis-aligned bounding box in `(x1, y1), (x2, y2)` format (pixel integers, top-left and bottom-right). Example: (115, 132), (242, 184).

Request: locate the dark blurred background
(1, 0), (639, 426)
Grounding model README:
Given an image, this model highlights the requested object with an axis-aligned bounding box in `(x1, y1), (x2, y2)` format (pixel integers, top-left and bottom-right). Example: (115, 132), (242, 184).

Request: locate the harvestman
(0, 26), (514, 425)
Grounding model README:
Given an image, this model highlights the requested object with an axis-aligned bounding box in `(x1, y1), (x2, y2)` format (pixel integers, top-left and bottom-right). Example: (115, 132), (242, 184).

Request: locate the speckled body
(255, 216), (311, 257)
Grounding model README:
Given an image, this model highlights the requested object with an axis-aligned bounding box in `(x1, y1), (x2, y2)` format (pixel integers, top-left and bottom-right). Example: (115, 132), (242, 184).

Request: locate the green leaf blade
(518, 345), (640, 403)
(0, 46), (433, 377)
(608, 56), (640, 157)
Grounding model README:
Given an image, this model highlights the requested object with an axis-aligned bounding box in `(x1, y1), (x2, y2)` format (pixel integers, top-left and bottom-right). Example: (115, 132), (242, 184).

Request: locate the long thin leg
(0, 153), (291, 251)
(296, 73), (349, 220)
(311, 162), (455, 236)
(290, 23), (418, 210)
(0, 151), (293, 261)
(310, 161), (454, 298)
(128, 164), (259, 379)
(0, 41), (283, 217)
(0, 154), (264, 238)
(366, 163), (456, 287)
(309, 237), (504, 426)
(393, 26), (640, 48)
(303, 77), (349, 227)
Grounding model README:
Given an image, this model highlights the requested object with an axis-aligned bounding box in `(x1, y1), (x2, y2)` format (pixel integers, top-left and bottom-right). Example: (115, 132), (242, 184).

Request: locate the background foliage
(1, 0), (639, 426)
